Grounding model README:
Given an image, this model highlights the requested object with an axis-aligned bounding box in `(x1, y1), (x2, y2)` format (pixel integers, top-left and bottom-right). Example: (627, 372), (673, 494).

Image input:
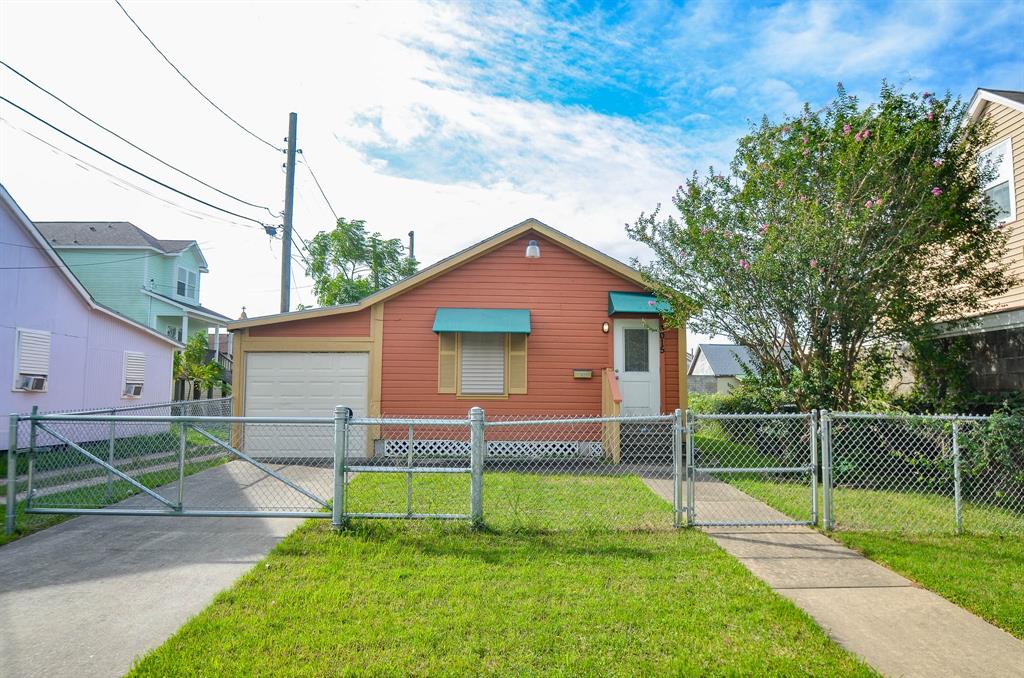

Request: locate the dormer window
(176, 267), (198, 300)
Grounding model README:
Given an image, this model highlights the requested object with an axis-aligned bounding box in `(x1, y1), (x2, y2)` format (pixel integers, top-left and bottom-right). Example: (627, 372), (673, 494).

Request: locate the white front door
(613, 319), (660, 415)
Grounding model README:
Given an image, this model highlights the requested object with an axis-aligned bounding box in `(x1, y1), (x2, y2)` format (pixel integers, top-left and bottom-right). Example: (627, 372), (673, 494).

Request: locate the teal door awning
(608, 291), (671, 315)
(433, 308), (532, 334)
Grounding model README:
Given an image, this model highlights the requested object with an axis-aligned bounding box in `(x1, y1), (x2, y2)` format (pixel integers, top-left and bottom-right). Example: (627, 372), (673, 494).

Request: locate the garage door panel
(244, 352), (369, 458)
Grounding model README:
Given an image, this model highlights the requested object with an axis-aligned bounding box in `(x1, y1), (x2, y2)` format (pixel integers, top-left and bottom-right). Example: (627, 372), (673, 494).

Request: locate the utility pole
(280, 112), (298, 313)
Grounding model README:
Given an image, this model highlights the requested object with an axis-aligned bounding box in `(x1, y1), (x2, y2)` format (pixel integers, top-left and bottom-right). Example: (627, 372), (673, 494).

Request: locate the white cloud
(707, 85), (737, 99)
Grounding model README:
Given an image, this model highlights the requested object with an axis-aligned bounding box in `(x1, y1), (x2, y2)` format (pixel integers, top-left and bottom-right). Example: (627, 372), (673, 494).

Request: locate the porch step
(619, 424), (672, 460)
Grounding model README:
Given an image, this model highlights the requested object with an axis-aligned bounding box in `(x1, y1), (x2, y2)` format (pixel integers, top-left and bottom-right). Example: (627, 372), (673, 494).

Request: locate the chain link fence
(824, 412), (1023, 535)
(6, 403), (1021, 540)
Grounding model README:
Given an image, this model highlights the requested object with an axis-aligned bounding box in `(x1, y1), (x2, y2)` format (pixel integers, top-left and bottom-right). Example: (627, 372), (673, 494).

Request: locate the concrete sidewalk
(646, 477), (1024, 678)
(0, 462), (331, 678)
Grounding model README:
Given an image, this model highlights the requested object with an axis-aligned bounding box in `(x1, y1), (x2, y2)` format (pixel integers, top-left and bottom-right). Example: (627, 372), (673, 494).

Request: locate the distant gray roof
(690, 343), (757, 377)
(36, 221), (201, 257)
(980, 89), (1024, 105)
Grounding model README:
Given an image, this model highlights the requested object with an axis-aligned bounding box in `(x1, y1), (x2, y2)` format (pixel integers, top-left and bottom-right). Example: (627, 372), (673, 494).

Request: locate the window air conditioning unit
(17, 374), (47, 391)
(124, 382), (144, 397)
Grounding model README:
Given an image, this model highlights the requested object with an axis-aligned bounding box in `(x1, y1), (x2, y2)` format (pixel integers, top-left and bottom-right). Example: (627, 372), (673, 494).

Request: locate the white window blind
(123, 351), (145, 397)
(460, 333), (505, 395)
(16, 329), (51, 376)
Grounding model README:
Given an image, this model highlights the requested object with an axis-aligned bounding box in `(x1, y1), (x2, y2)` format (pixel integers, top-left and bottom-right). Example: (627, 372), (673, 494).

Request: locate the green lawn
(130, 473), (873, 677)
(832, 532), (1024, 640)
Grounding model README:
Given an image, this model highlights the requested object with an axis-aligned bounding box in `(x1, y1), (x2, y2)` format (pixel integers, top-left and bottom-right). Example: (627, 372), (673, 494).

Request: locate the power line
(299, 153), (338, 222)
(0, 249), (178, 270)
(113, 0), (283, 153)
(2, 118), (266, 231)
(0, 60), (280, 217)
(0, 96), (273, 228)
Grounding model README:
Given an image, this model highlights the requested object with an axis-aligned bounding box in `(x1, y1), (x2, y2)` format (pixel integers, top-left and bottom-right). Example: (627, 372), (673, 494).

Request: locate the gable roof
(1, 187), (182, 347)
(36, 221), (208, 271)
(230, 218), (648, 330)
(967, 88), (1024, 122)
(688, 343), (756, 377)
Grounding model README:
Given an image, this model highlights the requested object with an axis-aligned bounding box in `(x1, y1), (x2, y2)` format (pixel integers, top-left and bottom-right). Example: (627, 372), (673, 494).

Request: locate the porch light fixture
(525, 239), (541, 258)
(601, 321), (610, 334)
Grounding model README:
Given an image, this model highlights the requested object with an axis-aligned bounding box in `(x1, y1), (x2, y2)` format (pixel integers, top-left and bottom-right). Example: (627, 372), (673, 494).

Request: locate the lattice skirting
(374, 439), (604, 459)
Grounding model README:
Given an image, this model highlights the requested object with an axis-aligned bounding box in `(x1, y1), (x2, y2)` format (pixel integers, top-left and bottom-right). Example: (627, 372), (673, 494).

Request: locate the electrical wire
(0, 96), (272, 228)
(299, 153), (338, 222)
(2, 117), (266, 231)
(113, 0), (284, 153)
(0, 60), (280, 217)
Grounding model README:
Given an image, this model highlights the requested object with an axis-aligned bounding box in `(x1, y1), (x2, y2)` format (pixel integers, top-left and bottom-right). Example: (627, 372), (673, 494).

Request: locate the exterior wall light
(525, 239), (541, 258)
(602, 321), (610, 334)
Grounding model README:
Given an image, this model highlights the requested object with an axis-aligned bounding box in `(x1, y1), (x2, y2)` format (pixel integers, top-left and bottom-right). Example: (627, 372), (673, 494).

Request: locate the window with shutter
(459, 333), (505, 395)
(437, 333), (458, 393)
(13, 328), (51, 391)
(123, 351), (146, 397)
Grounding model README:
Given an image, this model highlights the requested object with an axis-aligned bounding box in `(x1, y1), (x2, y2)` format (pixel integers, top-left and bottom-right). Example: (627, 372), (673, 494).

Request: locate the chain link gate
(15, 412), (335, 518)
(685, 411), (818, 527)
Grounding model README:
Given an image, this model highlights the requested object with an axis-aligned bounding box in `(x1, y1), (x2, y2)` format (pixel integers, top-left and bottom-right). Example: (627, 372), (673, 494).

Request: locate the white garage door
(244, 352), (369, 458)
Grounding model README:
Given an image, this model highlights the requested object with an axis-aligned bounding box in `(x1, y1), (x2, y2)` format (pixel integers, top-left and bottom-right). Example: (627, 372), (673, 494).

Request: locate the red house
(229, 219), (687, 457)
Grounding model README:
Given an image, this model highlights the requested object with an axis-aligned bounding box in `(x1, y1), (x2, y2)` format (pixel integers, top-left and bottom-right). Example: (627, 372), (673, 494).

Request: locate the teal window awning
(608, 291), (671, 315)
(433, 308), (531, 334)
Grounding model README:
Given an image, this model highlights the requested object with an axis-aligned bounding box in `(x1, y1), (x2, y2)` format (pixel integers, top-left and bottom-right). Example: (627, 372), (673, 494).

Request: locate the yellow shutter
(438, 333), (458, 393)
(508, 334), (528, 394)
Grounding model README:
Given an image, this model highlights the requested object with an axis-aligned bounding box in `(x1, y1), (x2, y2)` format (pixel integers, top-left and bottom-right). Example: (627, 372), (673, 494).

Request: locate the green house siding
(58, 249), (152, 325)
(56, 244), (223, 340)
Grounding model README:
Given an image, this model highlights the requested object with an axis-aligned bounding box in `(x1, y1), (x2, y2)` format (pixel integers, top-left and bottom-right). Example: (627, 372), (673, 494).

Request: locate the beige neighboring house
(942, 89), (1024, 392)
(688, 343), (755, 395)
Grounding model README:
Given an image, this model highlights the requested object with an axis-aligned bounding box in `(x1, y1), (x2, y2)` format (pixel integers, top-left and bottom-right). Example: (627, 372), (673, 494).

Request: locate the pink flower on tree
(739, 259), (750, 270)
(933, 159), (944, 168)
(759, 223), (769, 235)
(931, 187), (943, 196)
(842, 123), (852, 135)
(865, 199), (874, 208)
(922, 91), (932, 99)
(810, 259), (818, 269)
(776, 179), (785, 189)
(927, 112), (934, 121)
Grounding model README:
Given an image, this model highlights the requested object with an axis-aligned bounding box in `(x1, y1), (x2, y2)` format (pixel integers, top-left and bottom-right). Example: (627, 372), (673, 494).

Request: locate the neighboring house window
(176, 267), (198, 300)
(12, 328), (50, 392)
(980, 138), (1015, 223)
(123, 351), (146, 398)
(166, 326), (182, 342)
(437, 333), (528, 396)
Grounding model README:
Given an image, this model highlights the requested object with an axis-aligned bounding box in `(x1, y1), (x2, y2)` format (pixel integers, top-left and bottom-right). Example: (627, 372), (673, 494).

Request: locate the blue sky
(2, 0), (1023, 323)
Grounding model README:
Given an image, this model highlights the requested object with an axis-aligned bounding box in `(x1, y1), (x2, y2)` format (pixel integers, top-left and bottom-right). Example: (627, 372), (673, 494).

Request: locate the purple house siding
(1, 186), (177, 429)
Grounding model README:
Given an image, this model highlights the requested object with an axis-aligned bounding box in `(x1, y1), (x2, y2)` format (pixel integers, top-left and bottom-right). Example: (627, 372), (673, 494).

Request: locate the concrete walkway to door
(0, 461), (331, 678)
(645, 477), (1024, 678)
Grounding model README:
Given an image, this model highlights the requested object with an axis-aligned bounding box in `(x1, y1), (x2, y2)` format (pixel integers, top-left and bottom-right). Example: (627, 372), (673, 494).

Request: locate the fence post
(821, 409), (834, 530)
(177, 422), (188, 511)
(672, 408), (684, 528)
(27, 406), (37, 510)
(107, 408), (116, 502)
(332, 406), (351, 530)
(469, 407), (485, 526)
(952, 419), (963, 535)
(5, 414), (17, 536)
(810, 409), (819, 526)
(685, 409), (695, 526)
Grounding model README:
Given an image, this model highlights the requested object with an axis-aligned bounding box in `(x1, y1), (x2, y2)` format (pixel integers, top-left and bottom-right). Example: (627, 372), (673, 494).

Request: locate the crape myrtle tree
(304, 218), (418, 306)
(628, 83), (1014, 410)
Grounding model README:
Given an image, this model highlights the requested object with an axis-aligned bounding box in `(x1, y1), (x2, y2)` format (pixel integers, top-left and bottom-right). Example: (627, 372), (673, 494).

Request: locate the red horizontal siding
(381, 231), (654, 416)
(249, 307), (371, 337)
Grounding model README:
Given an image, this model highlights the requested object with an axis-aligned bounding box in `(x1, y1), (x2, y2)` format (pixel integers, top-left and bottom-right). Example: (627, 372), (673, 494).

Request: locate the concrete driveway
(0, 462), (330, 678)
